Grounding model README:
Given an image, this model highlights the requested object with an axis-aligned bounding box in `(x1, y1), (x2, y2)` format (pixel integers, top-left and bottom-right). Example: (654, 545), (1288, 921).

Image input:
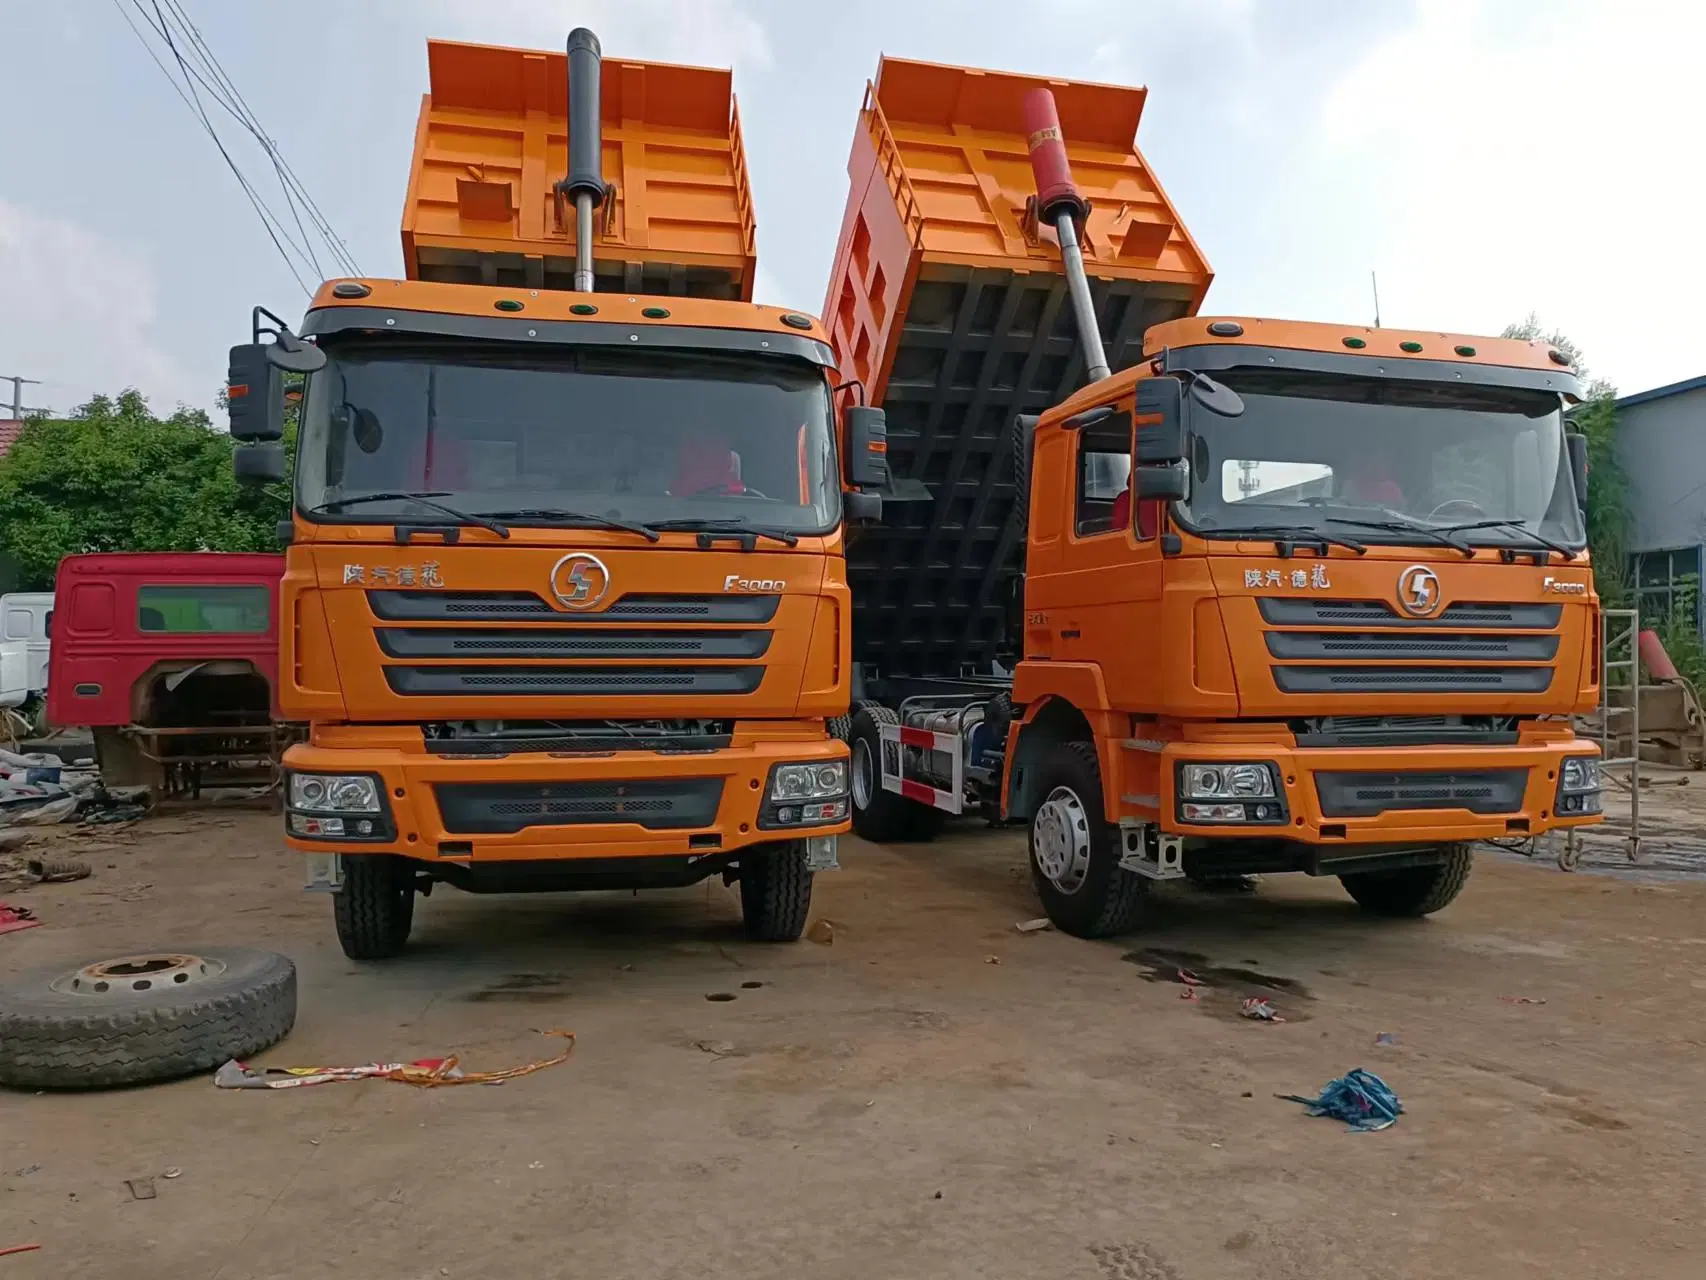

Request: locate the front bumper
(283, 723), (850, 862)
(1152, 736), (1603, 843)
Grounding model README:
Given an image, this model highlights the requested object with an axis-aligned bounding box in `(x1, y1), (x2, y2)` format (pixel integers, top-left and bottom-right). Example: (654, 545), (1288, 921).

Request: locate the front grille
(376, 627), (770, 661)
(368, 590), (780, 624)
(435, 778), (725, 833)
(1272, 666), (1555, 694)
(1316, 769), (1529, 818)
(423, 720), (734, 756)
(384, 665), (765, 697)
(1265, 631), (1559, 662)
(1259, 599), (1562, 630)
(1291, 714), (1518, 748)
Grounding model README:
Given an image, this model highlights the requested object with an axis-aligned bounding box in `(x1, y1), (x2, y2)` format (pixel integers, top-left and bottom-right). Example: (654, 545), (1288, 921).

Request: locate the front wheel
(333, 855), (416, 960)
(1028, 741), (1147, 938)
(1339, 844), (1473, 918)
(739, 841), (813, 941)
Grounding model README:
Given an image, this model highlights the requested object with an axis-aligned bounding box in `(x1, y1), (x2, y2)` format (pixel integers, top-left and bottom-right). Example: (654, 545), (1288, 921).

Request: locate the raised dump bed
(403, 39), (756, 299)
(824, 56), (1213, 682)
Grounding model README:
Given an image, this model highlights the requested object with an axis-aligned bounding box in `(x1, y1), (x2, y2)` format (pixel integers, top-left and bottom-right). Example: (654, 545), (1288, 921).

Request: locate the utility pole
(0, 375), (43, 420)
(1370, 271), (1381, 328)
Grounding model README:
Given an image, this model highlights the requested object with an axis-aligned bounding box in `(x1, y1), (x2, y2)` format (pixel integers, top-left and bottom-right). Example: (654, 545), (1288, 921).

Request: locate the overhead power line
(112, 0), (360, 293)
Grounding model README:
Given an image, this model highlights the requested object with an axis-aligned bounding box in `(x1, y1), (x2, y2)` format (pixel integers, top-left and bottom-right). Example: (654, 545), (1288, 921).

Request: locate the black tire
(0, 948), (296, 1090)
(848, 704), (944, 843)
(739, 841), (813, 941)
(1339, 844), (1474, 918)
(828, 713), (852, 743)
(334, 854), (416, 960)
(1028, 741), (1147, 938)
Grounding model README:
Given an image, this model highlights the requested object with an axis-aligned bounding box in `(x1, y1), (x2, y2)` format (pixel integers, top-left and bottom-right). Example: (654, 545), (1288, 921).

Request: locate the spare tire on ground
(0, 947), (296, 1090)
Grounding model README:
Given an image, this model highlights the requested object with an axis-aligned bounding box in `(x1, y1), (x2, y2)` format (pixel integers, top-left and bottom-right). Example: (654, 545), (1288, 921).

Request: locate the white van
(1, 592), (53, 696)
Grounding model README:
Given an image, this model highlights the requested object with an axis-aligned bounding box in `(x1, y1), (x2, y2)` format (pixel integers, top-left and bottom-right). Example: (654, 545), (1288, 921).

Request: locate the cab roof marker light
(1455, 345), (1477, 357)
(1343, 336), (1367, 349)
(1399, 341), (1423, 353)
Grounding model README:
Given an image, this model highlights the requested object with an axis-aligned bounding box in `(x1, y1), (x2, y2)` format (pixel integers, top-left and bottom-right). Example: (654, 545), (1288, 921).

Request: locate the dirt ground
(2, 791), (1704, 1280)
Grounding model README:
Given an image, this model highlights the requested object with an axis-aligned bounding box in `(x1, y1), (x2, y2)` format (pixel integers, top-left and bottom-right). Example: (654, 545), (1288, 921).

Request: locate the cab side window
(1074, 412), (1133, 537)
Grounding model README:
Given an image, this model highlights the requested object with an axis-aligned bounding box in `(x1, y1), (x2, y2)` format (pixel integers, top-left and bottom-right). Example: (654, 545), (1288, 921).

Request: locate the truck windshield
(1175, 371), (1586, 551)
(296, 343), (839, 534)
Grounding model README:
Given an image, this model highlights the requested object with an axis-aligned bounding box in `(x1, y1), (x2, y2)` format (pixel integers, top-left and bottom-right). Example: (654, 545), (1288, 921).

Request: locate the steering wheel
(685, 485), (770, 499)
(1428, 498), (1486, 521)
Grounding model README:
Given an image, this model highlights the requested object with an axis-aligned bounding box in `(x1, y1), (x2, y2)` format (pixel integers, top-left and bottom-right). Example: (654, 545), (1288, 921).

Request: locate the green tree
(1501, 315), (1627, 605)
(0, 389), (292, 590)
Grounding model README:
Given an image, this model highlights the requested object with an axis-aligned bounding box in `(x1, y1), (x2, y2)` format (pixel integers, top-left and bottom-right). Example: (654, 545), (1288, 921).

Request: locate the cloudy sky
(0, 0), (1696, 419)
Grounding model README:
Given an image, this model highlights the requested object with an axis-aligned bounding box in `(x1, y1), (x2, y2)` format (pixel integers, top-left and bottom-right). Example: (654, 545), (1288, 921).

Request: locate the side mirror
(846, 406), (889, 488)
(267, 330), (327, 374)
(228, 344), (285, 442)
(1134, 377), (1186, 463)
(1188, 373), (1245, 418)
(1134, 462), (1188, 502)
(234, 444), (286, 485)
(845, 490), (883, 523)
(1566, 431), (1589, 510)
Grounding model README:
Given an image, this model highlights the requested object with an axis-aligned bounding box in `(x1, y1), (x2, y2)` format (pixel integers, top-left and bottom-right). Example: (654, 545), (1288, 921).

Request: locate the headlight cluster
(762, 760), (850, 829)
(1177, 762), (1286, 825)
(1556, 755), (1602, 816)
(286, 772), (394, 841)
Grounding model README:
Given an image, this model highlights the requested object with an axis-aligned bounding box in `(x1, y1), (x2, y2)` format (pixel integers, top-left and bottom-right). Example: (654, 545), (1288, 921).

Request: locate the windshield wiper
(311, 491), (510, 538)
(479, 507), (660, 542)
(1200, 524), (1368, 556)
(650, 518), (800, 549)
(1436, 518), (1576, 561)
(1326, 515), (1474, 558)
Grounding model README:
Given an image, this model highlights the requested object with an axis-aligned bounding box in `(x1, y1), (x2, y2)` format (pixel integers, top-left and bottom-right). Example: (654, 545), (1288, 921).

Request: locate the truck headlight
(769, 761), (847, 801)
(1176, 762), (1285, 825)
(1559, 757), (1600, 792)
(289, 773), (382, 813)
(1180, 763), (1275, 800)
(1556, 755), (1602, 815)
(760, 759), (850, 829)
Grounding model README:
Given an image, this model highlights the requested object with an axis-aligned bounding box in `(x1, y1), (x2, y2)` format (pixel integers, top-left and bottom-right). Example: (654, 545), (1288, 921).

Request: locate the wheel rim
(1032, 785), (1092, 894)
(50, 952), (226, 998)
(852, 737), (875, 809)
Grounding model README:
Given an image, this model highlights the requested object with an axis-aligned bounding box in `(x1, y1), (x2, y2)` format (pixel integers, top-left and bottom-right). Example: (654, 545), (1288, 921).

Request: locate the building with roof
(1615, 375), (1706, 632)
(0, 420), (25, 460)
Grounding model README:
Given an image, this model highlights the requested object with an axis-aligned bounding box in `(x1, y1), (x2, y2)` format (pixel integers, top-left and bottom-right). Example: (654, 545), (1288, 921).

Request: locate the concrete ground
(2, 800), (1703, 1280)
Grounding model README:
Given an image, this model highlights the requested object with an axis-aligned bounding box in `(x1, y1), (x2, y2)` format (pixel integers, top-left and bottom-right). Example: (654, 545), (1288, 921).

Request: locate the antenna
(1371, 270), (1381, 328)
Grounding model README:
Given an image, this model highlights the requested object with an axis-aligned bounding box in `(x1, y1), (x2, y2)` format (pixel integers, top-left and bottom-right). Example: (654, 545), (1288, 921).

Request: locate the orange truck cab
(229, 32), (862, 959)
(825, 57), (1604, 937)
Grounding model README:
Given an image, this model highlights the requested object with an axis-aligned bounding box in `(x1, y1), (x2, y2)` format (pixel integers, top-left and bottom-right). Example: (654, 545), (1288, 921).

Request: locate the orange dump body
(824, 55), (1211, 680)
(403, 38), (756, 299)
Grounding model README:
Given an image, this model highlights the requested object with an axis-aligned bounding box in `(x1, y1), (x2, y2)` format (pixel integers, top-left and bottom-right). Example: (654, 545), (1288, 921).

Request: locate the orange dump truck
(229, 32), (875, 958)
(827, 57), (1604, 936)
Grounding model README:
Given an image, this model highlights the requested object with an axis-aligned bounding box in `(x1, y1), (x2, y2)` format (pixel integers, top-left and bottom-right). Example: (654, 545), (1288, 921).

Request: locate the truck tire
(849, 704), (944, 843)
(1339, 843), (1474, 918)
(334, 854), (416, 960)
(739, 840), (814, 941)
(1028, 741), (1147, 938)
(828, 713), (852, 743)
(0, 948), (296, 1090)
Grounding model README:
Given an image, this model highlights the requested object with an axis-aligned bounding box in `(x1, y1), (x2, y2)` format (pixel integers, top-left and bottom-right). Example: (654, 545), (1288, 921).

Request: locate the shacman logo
(551, 552), (611, 611)
(724, 575), (785, 593)
(1396, 564), (1443, 617)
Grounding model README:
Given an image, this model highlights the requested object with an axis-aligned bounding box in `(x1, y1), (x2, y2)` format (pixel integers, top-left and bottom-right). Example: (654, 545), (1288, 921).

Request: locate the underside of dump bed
(827, 55), (1212, 683)
(850, 267), (1198, 681)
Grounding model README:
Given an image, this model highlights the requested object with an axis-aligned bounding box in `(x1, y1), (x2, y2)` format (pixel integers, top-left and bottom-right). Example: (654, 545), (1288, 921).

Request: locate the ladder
(1571, 606), (1640, 868)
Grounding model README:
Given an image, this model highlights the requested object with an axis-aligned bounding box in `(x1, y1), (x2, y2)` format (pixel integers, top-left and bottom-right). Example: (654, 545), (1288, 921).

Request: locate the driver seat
(672, 436), (742, 496)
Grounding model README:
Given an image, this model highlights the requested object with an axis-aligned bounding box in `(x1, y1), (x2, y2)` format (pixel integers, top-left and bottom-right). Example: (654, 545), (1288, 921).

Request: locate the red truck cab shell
(47, 553), (285, 729)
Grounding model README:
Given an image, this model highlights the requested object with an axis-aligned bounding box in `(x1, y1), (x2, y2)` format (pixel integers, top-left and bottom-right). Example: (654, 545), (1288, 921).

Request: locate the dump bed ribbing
(822, 57), (1212, 682)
